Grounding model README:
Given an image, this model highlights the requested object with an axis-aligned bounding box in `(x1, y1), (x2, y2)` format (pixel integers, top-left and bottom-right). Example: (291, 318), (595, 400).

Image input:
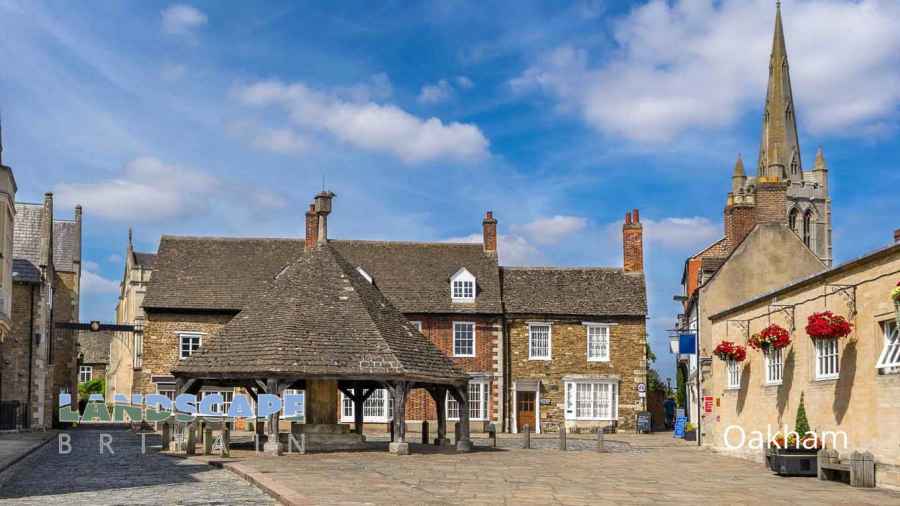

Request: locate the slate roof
(143, 237), (503, 314)
(78, 331), (113, 365)
(331, 240), (502, 314)
(500, 267), (647, 317)
(12, 203), (44, 283)
(133, 252), (157, 270)
(53, 220), (79, 273)
(172, 245), (466, 382)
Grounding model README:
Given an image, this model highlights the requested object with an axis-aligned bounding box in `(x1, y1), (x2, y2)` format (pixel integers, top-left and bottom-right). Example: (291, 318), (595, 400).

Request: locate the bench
(817, 449), (875, 488)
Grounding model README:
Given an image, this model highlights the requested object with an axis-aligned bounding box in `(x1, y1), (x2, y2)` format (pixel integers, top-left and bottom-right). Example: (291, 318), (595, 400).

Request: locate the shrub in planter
(805, 311), (853, 340)
(766, 393), (820, 476)
(713, 341), (747, 362)
(748, 324), (791, 352)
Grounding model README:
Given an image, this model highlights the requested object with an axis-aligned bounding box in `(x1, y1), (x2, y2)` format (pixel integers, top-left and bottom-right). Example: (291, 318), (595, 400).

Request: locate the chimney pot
(314, 191), (335, 245)
(632, 209), (639, 223)
(625, 212), (631, 225)
(482, 210), (498, 257)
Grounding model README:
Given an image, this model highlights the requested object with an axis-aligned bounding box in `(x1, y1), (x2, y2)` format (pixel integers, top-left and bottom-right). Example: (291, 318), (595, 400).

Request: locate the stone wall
(0, 283), (37, 426)
(507, 315), (646, 432)
(134, 311), (233, 395)
(51, 271), (79, 421)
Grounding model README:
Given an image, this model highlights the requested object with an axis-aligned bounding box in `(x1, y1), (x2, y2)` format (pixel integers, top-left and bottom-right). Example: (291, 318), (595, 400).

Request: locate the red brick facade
(623, 209), (643, 273)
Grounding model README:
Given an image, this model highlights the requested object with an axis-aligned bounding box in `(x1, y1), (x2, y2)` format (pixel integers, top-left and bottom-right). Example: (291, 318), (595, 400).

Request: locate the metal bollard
(390, 421), (395, 442)
(559, 423), (567, 451)
(597, 429), (606, 453)
(523, 424), (531, 449)
(488, 424), (497, 448)
(422, 421), (429, 445)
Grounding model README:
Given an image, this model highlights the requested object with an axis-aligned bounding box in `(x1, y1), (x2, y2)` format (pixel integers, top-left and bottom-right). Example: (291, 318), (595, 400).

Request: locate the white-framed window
(765, 348), (783, 385)
(282, 389), (305, 420)
(586, 325), (610, 362)
(179, 332), (202, 359)
(727, 359), (741, 389)
(815, 338), (839, 380)
(447, 381), (489, 421)
(79, 365), (93, 383)
(450, 267), (476, 302)
(564, 380), (617, 420)
(199, 390), (235, 416)
(340, 388), (393, 422)
(876, 321), (900, 374)
(528, 324), (551, 360)
(410, 321), (422, 332)
(133, 331), (143, 369)
(453, 322), (475, 357)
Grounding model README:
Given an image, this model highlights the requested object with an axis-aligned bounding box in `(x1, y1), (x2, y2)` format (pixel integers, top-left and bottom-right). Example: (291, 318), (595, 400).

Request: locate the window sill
(814, 376), (839, 383)
(528, 357), (551, 361)
(453, 354), (476, 358)
(587, 358), (610, 363)
(450, 299), (476, 304)
(763, 381), (782, 387)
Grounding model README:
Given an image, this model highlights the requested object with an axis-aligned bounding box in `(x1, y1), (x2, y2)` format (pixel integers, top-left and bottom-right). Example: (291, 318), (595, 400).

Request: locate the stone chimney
(305, 203), (318, 251)
(313, 191), (335, 246)
(623, 209), (643, 273)
(894, 228), (900, 244)
(482, 211), (497, 256)
(39, 192), (53, 269)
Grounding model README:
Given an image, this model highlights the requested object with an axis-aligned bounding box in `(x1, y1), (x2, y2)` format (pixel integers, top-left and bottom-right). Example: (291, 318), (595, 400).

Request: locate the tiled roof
(700, 257), (726, 273)
(12, 203), (44, 283)
(133, 252), (157, 270)
(143, 237), (503, 314)
(142, 236), (301, 312)
(53, 220), (79, 273)
(78, 331), (113, 365)
(500, 267), (647, 316)
(331, 240), (502, 314)
(172, 245), (466, 383)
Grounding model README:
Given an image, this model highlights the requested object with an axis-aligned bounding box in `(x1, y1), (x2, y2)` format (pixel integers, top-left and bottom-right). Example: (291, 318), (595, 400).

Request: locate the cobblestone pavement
(0, 428), (273, 505)
(218, 443), (900, 505)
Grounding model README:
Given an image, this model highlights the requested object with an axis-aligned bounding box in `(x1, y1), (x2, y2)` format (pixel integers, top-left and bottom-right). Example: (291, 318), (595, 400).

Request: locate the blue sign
(673, 415), (687, 438)
(679, 334), (697, 354)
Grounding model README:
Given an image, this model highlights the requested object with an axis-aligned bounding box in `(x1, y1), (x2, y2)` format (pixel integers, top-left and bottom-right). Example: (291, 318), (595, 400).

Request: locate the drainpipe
(26, 284), (34, 428)
(696, 290), (702, 448)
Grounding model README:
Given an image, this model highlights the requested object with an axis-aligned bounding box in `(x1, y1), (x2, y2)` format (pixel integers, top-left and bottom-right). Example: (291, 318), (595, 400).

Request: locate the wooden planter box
(683, 429), (696, 441)
(767, 447), (819, 476)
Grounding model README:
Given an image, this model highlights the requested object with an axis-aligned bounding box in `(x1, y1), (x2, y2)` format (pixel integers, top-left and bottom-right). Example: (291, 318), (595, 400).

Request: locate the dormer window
(450, 268), (476, 302)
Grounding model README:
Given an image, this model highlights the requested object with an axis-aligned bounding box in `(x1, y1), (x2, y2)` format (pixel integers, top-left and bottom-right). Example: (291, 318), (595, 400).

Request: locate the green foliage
(676, 364), (687, 409)
(795, 392), (811, 435)
(78, 377), (106, 402)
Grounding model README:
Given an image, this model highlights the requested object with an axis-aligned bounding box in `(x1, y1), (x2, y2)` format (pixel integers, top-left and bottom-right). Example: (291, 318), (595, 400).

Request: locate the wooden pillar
(453, 383), (472, 452)
(353, 387), (365, 436)
(389, 382), (410, 455)
(221, 424), (231, 457)
(306, 379), (338, 425)
(429, 386), (448, 446)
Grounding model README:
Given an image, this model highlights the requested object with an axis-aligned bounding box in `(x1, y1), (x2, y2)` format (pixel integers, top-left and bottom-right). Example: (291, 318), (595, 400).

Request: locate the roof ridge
(502, 266), (624, 272)
(161, 235), (302, 242)
(334, 239), (482, 247)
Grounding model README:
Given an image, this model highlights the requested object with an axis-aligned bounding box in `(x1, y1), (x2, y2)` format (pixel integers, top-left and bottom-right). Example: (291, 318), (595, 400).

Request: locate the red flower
(806, 311), (853, 339)
(749, 324), (791, 351)
(714, 341), (747, 362)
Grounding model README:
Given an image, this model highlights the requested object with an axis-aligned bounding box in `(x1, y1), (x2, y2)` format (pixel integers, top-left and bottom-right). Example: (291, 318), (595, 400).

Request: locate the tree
(646, 343), (672, 396)
(795, 391), (810, 436)
(676, 364), (687, 409)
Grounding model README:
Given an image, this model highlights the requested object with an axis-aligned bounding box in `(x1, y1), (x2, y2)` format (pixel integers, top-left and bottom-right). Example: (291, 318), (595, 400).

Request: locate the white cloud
(235, 79), (489, 164)
(513, 215), (588, 245)
(512, 0), (900, 142)
(417, 79), (454, 104)
(455, 76), (475, 89)
(81, 268), (120, 295)
(445, 233), (542, 266)
(251, 128), (310, 155)
(161, 4), (207, 36)
(106, 254), (123, 264)
(84, 260), (100, 271)
(54, 157), (219, 223)
(643, 216), (720, 250)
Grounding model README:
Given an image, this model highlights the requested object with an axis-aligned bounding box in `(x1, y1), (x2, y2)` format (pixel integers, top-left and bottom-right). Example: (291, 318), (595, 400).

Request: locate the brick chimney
(623, 209), (643, 273)
(305, 203), (318, 251)
(313, 191), (335, 246)
(482, 211), (497, 256)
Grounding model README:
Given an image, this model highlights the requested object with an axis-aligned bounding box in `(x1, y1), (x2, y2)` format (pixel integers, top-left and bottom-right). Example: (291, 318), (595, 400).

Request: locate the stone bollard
(221, 425), (231, 457)
(559, 423), (567, 451)
(523, 424), (531, 449)
(161, 420), (172, 451)
(186, 423), (197, 456)
(488, 424), (497, 448)
(421, 421), (429, 445)
(203, 428), (214, 455)
(454, 422), (461, 444)
(597, 429), (606, 453)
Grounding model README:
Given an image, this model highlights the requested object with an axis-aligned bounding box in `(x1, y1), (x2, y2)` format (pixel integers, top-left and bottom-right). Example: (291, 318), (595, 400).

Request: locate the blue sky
(2, 0), (899, 381)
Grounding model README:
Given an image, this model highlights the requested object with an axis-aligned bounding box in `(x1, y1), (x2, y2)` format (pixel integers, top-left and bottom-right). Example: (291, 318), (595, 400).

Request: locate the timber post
(422, 420), (429, 445)
(431, 386), (449, 446)
(160, 419), (171, 451)
(221, 424), (231, 457)
(389, 381), (410, 455)
(263, 378), (283, 456)
(454, 383), (472, 452)
(559, 422), (567, 451)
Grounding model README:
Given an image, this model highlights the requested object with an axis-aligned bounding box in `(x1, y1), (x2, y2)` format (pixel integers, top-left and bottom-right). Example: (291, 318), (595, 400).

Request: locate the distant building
(77, 330), (114, 386)
(0, 126), (16, 339)
(106, 229), (155, 400)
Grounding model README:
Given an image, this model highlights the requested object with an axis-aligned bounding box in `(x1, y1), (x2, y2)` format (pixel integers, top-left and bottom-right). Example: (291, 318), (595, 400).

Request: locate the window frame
(527, 323), (552, 360)
(178, 332), (203, 360)
(876, 320), (900, 374)
(446, 381), (489, 421)
(79, 365), (93, 383)
(814, 337), (840, 380)
(450, 268), (476, 303)
(339, 388), (393, 423)
(765, 347), (783, 385)
(563, 380), (618, 421)
(452, 321), (476, 357)
(585, 324), (611, 362)
(726, 359), (741, 389)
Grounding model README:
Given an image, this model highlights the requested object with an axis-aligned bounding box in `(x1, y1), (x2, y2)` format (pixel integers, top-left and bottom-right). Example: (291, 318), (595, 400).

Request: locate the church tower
(724, 2), (832, 266)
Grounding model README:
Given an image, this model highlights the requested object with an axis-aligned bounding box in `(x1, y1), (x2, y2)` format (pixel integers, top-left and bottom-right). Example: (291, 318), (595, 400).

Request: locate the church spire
(757, 1), (801, 180)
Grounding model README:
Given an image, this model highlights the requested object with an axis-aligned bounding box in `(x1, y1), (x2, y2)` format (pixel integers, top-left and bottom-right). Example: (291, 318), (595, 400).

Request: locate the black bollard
(559, 423), (567, 451)
(422, 420), (429, 445)
(523, 424), (531, 449)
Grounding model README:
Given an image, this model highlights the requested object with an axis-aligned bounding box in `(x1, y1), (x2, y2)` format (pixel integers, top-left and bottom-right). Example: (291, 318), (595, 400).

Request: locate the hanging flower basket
(749, 324), (791, 352)
(713, 341), (747, 362)
(805, 311), (853, 340)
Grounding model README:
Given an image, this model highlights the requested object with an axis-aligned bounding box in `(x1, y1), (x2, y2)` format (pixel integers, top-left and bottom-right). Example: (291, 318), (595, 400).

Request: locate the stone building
(672, 3), (833, 427)
(137, 193), (648, 433)
(0, 132), (16, 340)
(106, 228), (156, 400)
(0, 191), (82, 429)
(706, 231), (900, 489)
(77, 331), (114, 385)
(503, 210), (647, 433)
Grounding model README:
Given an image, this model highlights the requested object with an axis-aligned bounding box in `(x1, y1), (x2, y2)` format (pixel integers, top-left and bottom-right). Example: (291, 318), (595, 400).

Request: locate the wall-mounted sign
(703, 396), (714, 413)
(539, 398), (551, 405)
(637, 383), (646, 393)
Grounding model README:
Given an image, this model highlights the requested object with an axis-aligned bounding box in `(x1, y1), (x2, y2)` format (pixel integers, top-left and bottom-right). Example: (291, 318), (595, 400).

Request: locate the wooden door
(517, 392), (536, 432)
